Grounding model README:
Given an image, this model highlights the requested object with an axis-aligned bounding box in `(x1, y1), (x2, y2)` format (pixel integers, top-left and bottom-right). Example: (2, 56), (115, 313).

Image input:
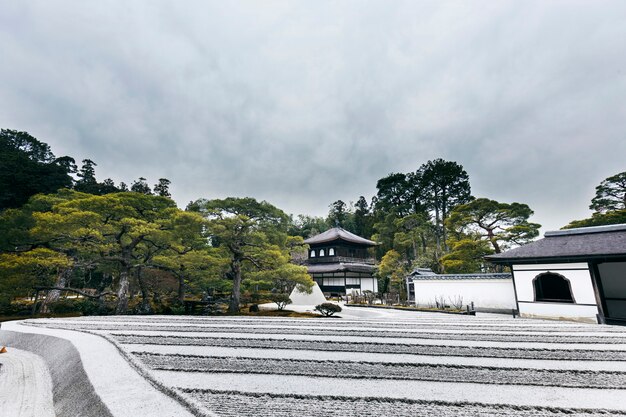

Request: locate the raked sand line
(182, 389), (624, 417)
(25, 320), (626, 339)
(155, 371), (626, 411)
(32, 314), (623, 329)
(135, 352), (626, 389)
(31, 315), (621, 327)
(114, 334), (626, 361)
(73, 325), (626, 343)
(125, 344), (626, 371)
(107, 330), (626, 351)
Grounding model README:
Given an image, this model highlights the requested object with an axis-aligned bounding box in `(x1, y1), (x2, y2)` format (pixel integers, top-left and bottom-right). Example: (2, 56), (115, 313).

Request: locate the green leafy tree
(374, 173), (412, 217)
(288, 214), (329, 238)
(376, 249), (407, 301)
(416, 159), (472, 253)
(590, 171), (626, 213)
(446, 198), (541, 254)
(564, 210), (626, 229)
(74, 159), (100, 194)
(153, 178), (172, 198)
(0, 129), (74, 209)
(565, 171), (626, 229)
(328, 200), (348, 227)
(353, 196), (374, 238)
(440, 238), (494, 273)
(269, 293), (292, 311)
(188, 197), (313, 313)
(45, 192), (179, 313)
(315, 302), (342, 316)
(130, 177), (152, 195)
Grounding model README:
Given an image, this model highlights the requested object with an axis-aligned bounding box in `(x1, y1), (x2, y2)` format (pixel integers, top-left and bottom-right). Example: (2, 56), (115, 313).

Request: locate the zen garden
(2, 2), (626, 416)
(1, 128), (626, 416)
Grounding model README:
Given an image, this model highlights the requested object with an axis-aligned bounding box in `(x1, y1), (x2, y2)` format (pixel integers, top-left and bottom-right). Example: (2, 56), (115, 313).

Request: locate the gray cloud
(1, 0), (625, 232)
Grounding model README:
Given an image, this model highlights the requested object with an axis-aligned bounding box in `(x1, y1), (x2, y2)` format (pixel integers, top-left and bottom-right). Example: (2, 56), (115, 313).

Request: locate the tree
(315, 302), (342, 316)
(376, 249), (407, 302)
(131, 177), (152, 195)
(590, 171), (626, 213)
(188, 197), (313, 313)
(288, 214), (329, 238)
(446, 198), (541, 254)
(353, 196), (373, 238)
(374, 173), (412, 217)
(416, 159), (472, 253)
(153, 178), (172, 198)
(563, 210), (626, 229)
(269, 293), (291, 311)
(440, 238), (494, 273)
(45, 192), (179, 313)
(0, 129), (74, 209)
(328, 200), (348, 227)
(74, 159), (99, 194)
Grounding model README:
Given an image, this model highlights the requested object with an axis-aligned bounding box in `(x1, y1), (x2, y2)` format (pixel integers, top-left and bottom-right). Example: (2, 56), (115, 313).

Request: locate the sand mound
(289, 282), (327, 305)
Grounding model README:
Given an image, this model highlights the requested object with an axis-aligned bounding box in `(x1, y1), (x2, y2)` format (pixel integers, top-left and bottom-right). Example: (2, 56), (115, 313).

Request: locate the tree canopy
(0, 129), (74, 210)
(188, 197), (312, 312)
(564, 170), (626, 228)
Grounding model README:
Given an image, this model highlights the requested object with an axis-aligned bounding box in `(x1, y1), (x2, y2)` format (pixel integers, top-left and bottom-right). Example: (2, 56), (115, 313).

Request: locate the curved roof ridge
(303, 226), (378, 246)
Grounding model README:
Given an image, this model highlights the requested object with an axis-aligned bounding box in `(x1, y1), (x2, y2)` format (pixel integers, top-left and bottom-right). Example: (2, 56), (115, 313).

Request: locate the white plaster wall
(360, 278), (377, 293)
(512, 263), (599, 322)
(517, 303), (599, 323)
(412, 279), (516, 309)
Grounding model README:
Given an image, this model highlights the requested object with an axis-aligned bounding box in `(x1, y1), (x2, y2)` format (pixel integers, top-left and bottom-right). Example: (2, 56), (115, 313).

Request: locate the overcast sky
(1, 1), (625, 233)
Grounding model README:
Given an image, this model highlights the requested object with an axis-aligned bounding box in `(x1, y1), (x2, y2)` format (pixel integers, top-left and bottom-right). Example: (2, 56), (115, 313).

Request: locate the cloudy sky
(2, 1), (625, 233)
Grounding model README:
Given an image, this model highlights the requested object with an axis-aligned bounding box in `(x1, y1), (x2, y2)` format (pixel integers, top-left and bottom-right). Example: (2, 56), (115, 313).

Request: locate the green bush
(315, 302), (342, 317)
(269, 293), (292, 311)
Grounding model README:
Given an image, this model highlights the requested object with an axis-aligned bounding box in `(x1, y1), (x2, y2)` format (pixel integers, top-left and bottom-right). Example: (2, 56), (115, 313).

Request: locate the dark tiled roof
(303, 227), (378, 246)
(307, 262), (376, 274)
(408, 273), (512, 281)
(487, 223), (626, 263)
(408, 268), (437, 276)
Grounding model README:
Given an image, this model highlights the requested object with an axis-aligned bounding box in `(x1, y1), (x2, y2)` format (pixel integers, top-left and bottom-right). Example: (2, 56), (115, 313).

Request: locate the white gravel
(2, 322), (196, 417)
(155, 370), (626, 411)
(0, 347), (55, 417)
(125, 344), (626, 371)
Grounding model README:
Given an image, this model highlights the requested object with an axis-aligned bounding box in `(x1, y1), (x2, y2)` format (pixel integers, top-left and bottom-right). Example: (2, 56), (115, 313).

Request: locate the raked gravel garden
(6, 306), (626, 416)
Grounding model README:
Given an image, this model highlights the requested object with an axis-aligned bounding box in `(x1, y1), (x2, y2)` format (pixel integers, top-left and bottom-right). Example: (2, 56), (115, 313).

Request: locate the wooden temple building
(303, 227), (378, 296)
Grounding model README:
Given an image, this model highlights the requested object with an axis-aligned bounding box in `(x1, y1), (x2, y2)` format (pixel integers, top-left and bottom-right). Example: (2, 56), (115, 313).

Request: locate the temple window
(533, 272), (574, 303)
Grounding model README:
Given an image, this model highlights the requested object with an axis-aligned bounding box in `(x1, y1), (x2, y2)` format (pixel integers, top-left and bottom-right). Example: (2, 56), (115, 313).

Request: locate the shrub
(315, 302), (342, 317)
(269, 293), (292, 311)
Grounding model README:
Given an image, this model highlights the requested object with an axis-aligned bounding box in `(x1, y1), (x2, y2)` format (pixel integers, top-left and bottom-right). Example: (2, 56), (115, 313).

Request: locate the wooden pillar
(589, 261), (607, 324)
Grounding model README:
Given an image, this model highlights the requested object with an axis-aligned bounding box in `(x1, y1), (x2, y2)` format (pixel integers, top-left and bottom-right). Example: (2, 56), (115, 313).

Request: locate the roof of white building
(307, 262), (376, 273)
(487, 223), (626, 263)
(408, 272), (512, 281)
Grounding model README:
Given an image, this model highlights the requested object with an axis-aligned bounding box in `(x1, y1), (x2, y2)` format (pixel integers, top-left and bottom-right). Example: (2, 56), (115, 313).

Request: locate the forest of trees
(1, 128), (624, 316)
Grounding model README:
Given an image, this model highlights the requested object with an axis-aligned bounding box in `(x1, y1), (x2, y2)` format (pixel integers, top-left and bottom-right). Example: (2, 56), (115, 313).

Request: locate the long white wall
(412, 279), (516, 310)
(512, 263), (600, 323)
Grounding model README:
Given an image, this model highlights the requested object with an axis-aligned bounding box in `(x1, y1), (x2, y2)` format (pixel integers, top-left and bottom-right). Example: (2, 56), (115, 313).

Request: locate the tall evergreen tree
(0, 129), (73, 209)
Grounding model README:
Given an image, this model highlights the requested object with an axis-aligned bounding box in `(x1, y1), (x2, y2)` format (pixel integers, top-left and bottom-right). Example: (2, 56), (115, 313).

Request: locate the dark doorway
(596, 261), (626, 322)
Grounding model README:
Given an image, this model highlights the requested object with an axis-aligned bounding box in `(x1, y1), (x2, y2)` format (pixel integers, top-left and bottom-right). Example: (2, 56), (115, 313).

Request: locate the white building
(487, 224), (626, 324)
(406, 269), (516, 312)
